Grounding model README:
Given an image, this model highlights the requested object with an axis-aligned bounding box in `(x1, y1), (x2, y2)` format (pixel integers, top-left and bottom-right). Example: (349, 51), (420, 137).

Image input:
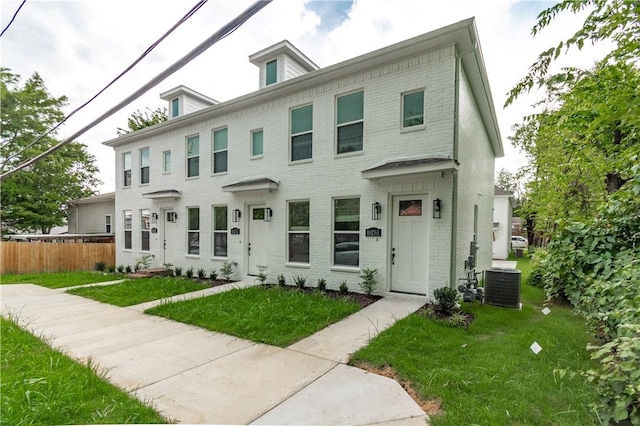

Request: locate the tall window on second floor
(163, 150), (171, 173)
(123, 210), (132, 250)
(266, 59), (277, 86)
(337, 91), (364, 154)
(123, 152), (131, 187)
(140, 147), (149, 184)
(251, 129), (263, 158)
(141, 209), (150, 251)
(402, 90), (425, 128)
(213, 128), (228, 174)
(291, 105), (313, 162)
(186, 135), (199, 178)
(187, 207), (200, 255)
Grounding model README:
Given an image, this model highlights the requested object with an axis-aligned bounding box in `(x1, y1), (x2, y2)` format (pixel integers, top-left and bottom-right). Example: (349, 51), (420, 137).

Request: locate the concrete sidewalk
(0, 282), (428, 425)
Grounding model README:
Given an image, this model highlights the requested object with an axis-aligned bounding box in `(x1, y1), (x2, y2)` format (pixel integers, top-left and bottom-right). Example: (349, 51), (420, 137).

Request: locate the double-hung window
(251, 129), (263, 158)
(333, 198), (360, 267)
(186, 135), (199, 178)
(213, 128), (228, 174)
(123, 210), (132, 250)
(337, 91), (364, 154)
(187, 207), (200, 255)
(402, 90), (425, 128)
(123, 152), (131, 187)
(141, 209), (150, 251)
(140, 147), (149, 184)
(290, 105), (313, 162)
(288, 201), (310, 263)
(105, 215), (112, 233)
(163, 150), (171, 173)
(213, 206), (228, 257)
(266, 59), (277, 86)
(171, 98), (179, 118)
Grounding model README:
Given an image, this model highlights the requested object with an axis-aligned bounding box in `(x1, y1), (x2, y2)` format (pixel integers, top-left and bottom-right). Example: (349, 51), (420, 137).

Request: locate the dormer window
(171, 98), (179, 118)
(266, 59), (278, 85)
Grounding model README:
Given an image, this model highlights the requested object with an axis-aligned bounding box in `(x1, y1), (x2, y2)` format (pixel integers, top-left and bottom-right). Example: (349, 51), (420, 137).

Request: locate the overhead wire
(0, 0), (27, 38)
(1, 0), (208, 169)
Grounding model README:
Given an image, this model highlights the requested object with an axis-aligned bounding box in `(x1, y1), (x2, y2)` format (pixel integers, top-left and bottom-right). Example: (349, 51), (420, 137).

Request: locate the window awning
(222, 177), (280, 193)
(142, 189), (181, 200)
(361, 157), (459, 181)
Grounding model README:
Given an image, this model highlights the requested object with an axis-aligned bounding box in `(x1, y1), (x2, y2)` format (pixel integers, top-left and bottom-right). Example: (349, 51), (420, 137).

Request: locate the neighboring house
(103, 18), (503, 297)
(67, 192), (116, 235)
(492, 186), (516, 260)
(512, 216), (523, 236)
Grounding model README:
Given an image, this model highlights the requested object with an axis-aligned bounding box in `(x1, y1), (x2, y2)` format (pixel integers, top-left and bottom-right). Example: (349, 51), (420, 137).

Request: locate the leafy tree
(0, 68), (100, 234)
(117, 107), (167, 136)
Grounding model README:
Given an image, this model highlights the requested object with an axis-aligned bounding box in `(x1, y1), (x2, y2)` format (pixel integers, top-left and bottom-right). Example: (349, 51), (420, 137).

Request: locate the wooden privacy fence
(1, 242), (115, 274)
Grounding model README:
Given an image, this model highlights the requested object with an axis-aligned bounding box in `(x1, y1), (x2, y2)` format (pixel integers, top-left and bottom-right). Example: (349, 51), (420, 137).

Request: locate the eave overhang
(361, 157), (459, 182)
(142, 189), (181, 201)
(222, 177), (280, 193)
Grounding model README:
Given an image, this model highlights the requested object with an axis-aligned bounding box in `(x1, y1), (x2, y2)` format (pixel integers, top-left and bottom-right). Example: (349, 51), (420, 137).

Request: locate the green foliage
(209, 269), (218, 280)
(117, 265), (125, 274)
(174, 266), (183, 277)
(197, 268), (206, 279)
(1, 271), (121, 288)
(256, 265), (268, 284)
(316, 278), (327, 292)
(277, 273), (286, 287)
(185, 267), (194, 279)
(0, 69), (100, 233)
(339, 280), (349, 295)
(107, 265), (116, 273)
(220, 262), (234, 280)
(125, 265), (132, 274)
(116, 107), (167, 136)
(94, 261), (107, 272)
(358, 268), (378, 295)
(432, 287), (458, 315)
(293, 275), (306, 289)
(134, 254), (152, 271)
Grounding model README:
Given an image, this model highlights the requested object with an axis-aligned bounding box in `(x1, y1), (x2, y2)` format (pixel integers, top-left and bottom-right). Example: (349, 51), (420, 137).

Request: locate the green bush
(433, 287), (457, 316)
(277, 273), (286, 287)
(220, 262), (234, 280)
(197, 268), (206, 279)
(94, 261), (107, 272)
(293, 275), (306, 289)
(358, 268), (378, 295)
(339, 280), (349, 295)
(174, 267), (183, 277)
(209, 269), (218, 280)
(185, 267), (194, 279)
(317, 278), (327, 292)
(116, 265), (125, 274)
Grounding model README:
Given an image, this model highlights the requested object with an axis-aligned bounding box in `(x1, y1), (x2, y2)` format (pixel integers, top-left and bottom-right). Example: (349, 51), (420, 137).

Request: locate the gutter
(449, 54), (461, 289)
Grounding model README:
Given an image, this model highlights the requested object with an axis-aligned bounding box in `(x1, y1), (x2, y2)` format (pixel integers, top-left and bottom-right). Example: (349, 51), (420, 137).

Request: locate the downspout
(449, 52), (461, 289)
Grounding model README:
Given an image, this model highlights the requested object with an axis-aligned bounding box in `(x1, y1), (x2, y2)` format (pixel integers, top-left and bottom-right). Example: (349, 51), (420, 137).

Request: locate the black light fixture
(151, 213), (158, 223)
(232, 208), (242, 223)
(371, 202), (382, 220)
(264, 207), (272, 222)
(433, 199), (442, 219)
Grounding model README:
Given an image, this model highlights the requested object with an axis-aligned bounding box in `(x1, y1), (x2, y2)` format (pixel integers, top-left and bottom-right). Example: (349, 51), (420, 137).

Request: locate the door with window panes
(248, 205), (267, 275)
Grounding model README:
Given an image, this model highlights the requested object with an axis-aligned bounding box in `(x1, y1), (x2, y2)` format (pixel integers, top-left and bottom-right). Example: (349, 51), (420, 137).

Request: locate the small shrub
(339, 280), (349, 295)
(433, 286), (458, 315)
(446, 312), (470, 328)
(116, 265), (125, 274)
(293, 275), (307, 289)
(220, 262), (234, 280)
(125, 265), (132, 274)
(94, 261), (107, 272)
(134, 254), (153, 271)
(185, 267), (194, 279)
(277, 273), (286, 287)
(358, 268), (378, 295)
(197, 268), (206, 279)
(107, 265), (116, 273)
(256, 265), (268, 284)
(209, 269), (218, 280)
(317, 278), (327, 292)
(174, 266), (183, 277)
(162, 263), (174, 277)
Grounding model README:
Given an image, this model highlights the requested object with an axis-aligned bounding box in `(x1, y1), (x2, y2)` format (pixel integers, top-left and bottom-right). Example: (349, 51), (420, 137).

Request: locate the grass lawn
(1, 271), (122, 288)
(0, 317), (167, 425)
(351, 256), (600, 425)
(66, 276), (211, 307)
(146, 285), (361, 347)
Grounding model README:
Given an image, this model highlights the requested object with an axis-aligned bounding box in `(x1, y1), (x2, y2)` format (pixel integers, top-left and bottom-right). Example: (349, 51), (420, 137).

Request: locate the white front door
(391, 194), (429, 295)
(248, 205), (267, 275)
(162, 209), (176, 265)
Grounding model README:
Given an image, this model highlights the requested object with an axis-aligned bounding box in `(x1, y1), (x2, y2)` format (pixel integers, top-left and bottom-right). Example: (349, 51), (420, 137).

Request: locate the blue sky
(307, 0), (354, 31)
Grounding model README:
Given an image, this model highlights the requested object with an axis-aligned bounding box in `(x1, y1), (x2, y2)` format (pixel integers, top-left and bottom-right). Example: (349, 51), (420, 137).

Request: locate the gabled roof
(249, 40), (319, 71)
(104, 18), (503, 156)
(494, 185), (512, 196)
(67, 192), (115, 205)
(159, 85), (219, 105)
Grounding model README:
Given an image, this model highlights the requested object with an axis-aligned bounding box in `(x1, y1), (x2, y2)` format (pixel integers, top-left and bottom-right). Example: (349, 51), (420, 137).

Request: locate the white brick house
(103, 18), (503, 297)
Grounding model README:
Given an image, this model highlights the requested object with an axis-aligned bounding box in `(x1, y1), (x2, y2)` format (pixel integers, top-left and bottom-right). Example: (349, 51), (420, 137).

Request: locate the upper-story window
(123, 152), (132, 187)
(402, 90), (425, 128)
(266, 59), (277, 86)
(186, 135), (199, 178)
(337, 91), (364, 154)
(163, 150), (171, 173)
(213, 128), (228, 174)
(171, 98), (179, 118)
(140, 147), (149, 184)
(251, 129), (263, 158)
(290, 105), (313, 162)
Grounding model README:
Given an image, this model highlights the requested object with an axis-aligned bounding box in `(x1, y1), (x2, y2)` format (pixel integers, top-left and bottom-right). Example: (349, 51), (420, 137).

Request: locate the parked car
(511, 236), (527, 249)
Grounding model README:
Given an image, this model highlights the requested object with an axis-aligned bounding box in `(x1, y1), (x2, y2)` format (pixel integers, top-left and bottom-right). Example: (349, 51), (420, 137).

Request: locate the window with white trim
(288, 201), (309, 263)
(266, 59), (277, 86)
(186, 135), (199, 178)
(402, 90), (424, 128)
(163, 150), (171, 173)
(140, 147), (149, 184)
(141, 209), (150, 251)
(187, 207), (200, 255)
(123, 210), (132, 250)
(171, 98), (179, 118)
(333, 198), (359, 267)
(105, 214), (112, 233)
(290, 105), (312, 161)
(251, 129), (263, 158)
(213, 128), (228, 174)
(337, 91), (364, 154)
(123, 152), (131, 187)
(212, 206), (227, 257)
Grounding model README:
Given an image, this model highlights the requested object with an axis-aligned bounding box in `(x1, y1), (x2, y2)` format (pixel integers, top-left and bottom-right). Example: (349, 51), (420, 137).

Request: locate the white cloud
(0, 0), (610, 191)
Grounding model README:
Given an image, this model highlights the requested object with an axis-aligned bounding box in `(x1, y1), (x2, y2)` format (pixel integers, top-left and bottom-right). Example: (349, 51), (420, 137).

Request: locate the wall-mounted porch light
(264, 207), (273, 222)
(232, 208), (242, 223)
(433, 199), (442, 219)
(371, 202), (382, 220)
(151, 213), (158, 223)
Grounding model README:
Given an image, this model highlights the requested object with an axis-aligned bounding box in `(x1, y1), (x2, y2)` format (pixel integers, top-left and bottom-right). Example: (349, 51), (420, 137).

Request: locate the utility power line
(1, 0), (271, 181)
(0, 0), (27, 38)
(1, 0), (208, 169)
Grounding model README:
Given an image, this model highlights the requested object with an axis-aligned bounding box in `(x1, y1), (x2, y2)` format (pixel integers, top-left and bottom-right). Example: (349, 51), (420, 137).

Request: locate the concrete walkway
(0, 281), (428, 425)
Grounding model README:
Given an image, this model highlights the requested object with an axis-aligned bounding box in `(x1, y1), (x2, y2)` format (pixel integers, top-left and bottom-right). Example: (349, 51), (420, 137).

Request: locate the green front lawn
(351, 256), (599, 425)
(1, 271), (121, 288)
(145, 286), (362, 347)
(0, 317), (167, 425)
(66, 277), (211, 307)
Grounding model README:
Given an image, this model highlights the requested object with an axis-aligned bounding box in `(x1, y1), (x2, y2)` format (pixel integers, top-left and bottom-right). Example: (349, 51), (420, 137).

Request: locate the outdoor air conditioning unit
(484, 267), (521, 309)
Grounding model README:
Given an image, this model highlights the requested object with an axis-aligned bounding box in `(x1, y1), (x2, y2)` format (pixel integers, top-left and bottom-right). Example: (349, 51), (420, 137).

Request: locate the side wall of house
(492, 196), (512, 260)
(455, 64), (496, 279)
(68, 202), (115, 234)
